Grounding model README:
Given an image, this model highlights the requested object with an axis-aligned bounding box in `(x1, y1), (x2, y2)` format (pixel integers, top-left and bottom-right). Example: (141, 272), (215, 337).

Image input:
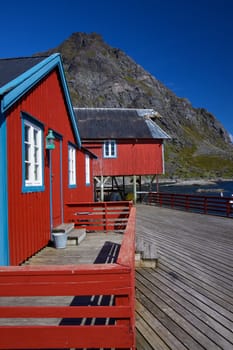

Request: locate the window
(85, 154), (90, 185)
(22, 117), (44, 191)
(68, 144), (76, 187)
(103, 140), (117, 158)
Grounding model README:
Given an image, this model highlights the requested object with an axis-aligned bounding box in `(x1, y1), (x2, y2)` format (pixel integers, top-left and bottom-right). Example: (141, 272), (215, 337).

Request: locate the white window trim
(103, 140), (117, 158)
(23, 120), (43, 188)
(68, 144), (76, 187)
(85, 154), (90, 185)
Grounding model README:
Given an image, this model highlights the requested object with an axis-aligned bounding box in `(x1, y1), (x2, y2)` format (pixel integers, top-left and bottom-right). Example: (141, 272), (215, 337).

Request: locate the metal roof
(0, 54), (81, 147)
(0, 56), (47, 89)
(74, 108), (170, 140)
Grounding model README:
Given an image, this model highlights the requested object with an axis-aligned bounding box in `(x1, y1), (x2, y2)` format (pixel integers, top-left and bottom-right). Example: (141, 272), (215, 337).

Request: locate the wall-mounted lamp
(46, 129), (55, 150)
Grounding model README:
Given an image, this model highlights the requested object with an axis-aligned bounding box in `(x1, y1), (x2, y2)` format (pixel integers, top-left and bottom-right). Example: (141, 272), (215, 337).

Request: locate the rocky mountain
(41, 32), (233, 178)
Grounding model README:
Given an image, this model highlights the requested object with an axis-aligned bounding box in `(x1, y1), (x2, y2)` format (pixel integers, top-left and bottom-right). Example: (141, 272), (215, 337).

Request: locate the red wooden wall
(7, 69), (93, 265)
(83, 139), (164, 176)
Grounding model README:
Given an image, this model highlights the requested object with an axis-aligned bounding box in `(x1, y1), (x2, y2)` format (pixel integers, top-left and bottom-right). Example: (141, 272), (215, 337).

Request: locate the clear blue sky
(1, 0), (233, 136)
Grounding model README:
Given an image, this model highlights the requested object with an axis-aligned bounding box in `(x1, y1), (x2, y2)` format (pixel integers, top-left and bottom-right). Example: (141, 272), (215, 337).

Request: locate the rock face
(42, 32), (233, 178)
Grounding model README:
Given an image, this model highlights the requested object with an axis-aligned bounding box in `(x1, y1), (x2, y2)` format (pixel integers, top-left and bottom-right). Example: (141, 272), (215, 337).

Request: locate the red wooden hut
(0, 54), (95, 266)
(74, 108), (170, 202)
(0, 56), (137, 350)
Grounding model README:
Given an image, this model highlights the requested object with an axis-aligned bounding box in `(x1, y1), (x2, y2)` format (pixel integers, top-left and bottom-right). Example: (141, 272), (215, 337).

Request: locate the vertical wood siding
(84, 140), (164, 176)
(7, 69), (92, 265)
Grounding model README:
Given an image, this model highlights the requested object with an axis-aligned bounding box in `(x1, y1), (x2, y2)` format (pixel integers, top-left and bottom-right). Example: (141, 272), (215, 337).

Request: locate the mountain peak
(39, 32), (233, 178)
(67, 32), (105, 48)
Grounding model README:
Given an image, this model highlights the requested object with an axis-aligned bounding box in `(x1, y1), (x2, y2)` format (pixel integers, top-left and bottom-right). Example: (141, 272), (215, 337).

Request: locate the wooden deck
(136, 204), (233, 350)
(1, 204), (233, 349)
(24, 231), (123, 265)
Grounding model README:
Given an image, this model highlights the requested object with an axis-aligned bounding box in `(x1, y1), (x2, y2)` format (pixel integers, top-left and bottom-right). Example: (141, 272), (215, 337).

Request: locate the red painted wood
(0, 263), (129, 277)
(0, 284), (131, 297)
(0, 204), (136, 349)
(0, 326), (133, 349)
(65, 201), (131, 231)
(52, 138), (62, 227)
(6, 70), (94, 265)
(147, 192), (233, 217)
(83, 139), (164, 176)
(117, 206), (136, 267)
(116, 206), (136, 349)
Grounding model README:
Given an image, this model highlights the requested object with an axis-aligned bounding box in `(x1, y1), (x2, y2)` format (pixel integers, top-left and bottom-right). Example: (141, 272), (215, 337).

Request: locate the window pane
(111, 141), (115, 156)
(23, 120), (43, 188)
(33, 129), (38, 146)
(24, 125), (30, 142)
(68, 146), (76, 186)
(25, 144), (30, 161)
(104, 140), (116, 157)
(25, 163), (30, 181)
(34, 147), (39, 163)
(105, 141), (109, 156)
(34, 164), (39, 181)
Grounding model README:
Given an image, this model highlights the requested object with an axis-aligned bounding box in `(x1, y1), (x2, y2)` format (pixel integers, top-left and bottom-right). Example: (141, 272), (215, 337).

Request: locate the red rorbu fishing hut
(74, 107), (170, 202)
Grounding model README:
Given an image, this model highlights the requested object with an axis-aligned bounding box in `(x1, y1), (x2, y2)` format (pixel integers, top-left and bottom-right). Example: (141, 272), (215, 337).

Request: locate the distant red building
(0, 54), (94, 265)
(74, 108), (170, 201)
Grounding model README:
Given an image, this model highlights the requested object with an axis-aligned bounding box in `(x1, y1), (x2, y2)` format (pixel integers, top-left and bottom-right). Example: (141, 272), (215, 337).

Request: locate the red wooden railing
(65, 200), (133, 231)
(0, 203), (136, 350)
(145, 192), (233, 218)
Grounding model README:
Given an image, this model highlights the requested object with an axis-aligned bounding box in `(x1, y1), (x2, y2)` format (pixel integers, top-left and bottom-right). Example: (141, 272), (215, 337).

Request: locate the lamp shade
(46, 129), (55, 150)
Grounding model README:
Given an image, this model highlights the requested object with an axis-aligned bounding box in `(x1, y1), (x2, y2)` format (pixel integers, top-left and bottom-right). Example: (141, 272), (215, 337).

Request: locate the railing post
(204, 197), (207, 214)
(171, 193), (174, 208)
(226, 199), (231, 217)
(104, 202), (108, 232)
(185, 195), (189, 211)
(159, 193), (162, 207)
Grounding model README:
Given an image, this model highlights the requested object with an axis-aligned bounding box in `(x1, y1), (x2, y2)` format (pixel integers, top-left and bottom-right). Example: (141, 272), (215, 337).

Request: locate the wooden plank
(0, 325), (133, 349)
(136, 313), (170, 350)
(0, 305), (131, 318)
(136, 284), (205, 350)
(137, 269), (233, 348)
(136, 300), (187, 350)
(135, 204), (233, 350)
(136, 330), (154, 350)
(159, 258), (233, 304)
(156, 237), (233, 282)
(158, 264), (233, 317)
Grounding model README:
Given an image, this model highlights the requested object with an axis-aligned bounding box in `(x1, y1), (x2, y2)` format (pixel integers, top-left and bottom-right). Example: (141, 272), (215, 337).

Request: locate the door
(49, 136), (63, 229)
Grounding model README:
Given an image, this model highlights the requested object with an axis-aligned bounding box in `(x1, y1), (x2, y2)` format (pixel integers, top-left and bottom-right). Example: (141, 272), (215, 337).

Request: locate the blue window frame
(103, 140), (117, 158)
(21, 113), (44, 193)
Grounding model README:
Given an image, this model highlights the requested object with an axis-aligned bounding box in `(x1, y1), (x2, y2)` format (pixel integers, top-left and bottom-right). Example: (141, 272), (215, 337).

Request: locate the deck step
(67, 228), (86, 246)
(52, 223), (74, 235)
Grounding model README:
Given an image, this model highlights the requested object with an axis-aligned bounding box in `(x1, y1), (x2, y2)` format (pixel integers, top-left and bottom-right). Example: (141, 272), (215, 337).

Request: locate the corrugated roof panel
(74, 108), (170, 140)
(0, 56), (47, 88)
(144, 118), (170, 139)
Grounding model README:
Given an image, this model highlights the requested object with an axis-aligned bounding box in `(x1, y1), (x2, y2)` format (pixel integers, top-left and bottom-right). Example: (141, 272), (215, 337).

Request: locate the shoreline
(159, 178), (232, 186)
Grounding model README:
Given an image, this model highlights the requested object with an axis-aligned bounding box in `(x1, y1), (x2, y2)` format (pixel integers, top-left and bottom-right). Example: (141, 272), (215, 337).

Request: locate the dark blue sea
(158, 180), (233, 198)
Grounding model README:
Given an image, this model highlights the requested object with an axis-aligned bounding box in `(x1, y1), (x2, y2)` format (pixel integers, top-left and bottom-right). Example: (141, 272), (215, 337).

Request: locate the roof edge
(145, 118), (171, 139)
(0, 54), (81, 147)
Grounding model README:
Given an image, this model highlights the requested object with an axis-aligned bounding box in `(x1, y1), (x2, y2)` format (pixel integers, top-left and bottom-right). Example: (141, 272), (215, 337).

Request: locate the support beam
(149, 175), (159, 192)
(123, 176), (125, 198)
(112, 176), (124, 199)
(133, 175), (137, 204)
(100, 175), (104, 201)
(94, 176), (110, 202)
(156, 174), (159, 192)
